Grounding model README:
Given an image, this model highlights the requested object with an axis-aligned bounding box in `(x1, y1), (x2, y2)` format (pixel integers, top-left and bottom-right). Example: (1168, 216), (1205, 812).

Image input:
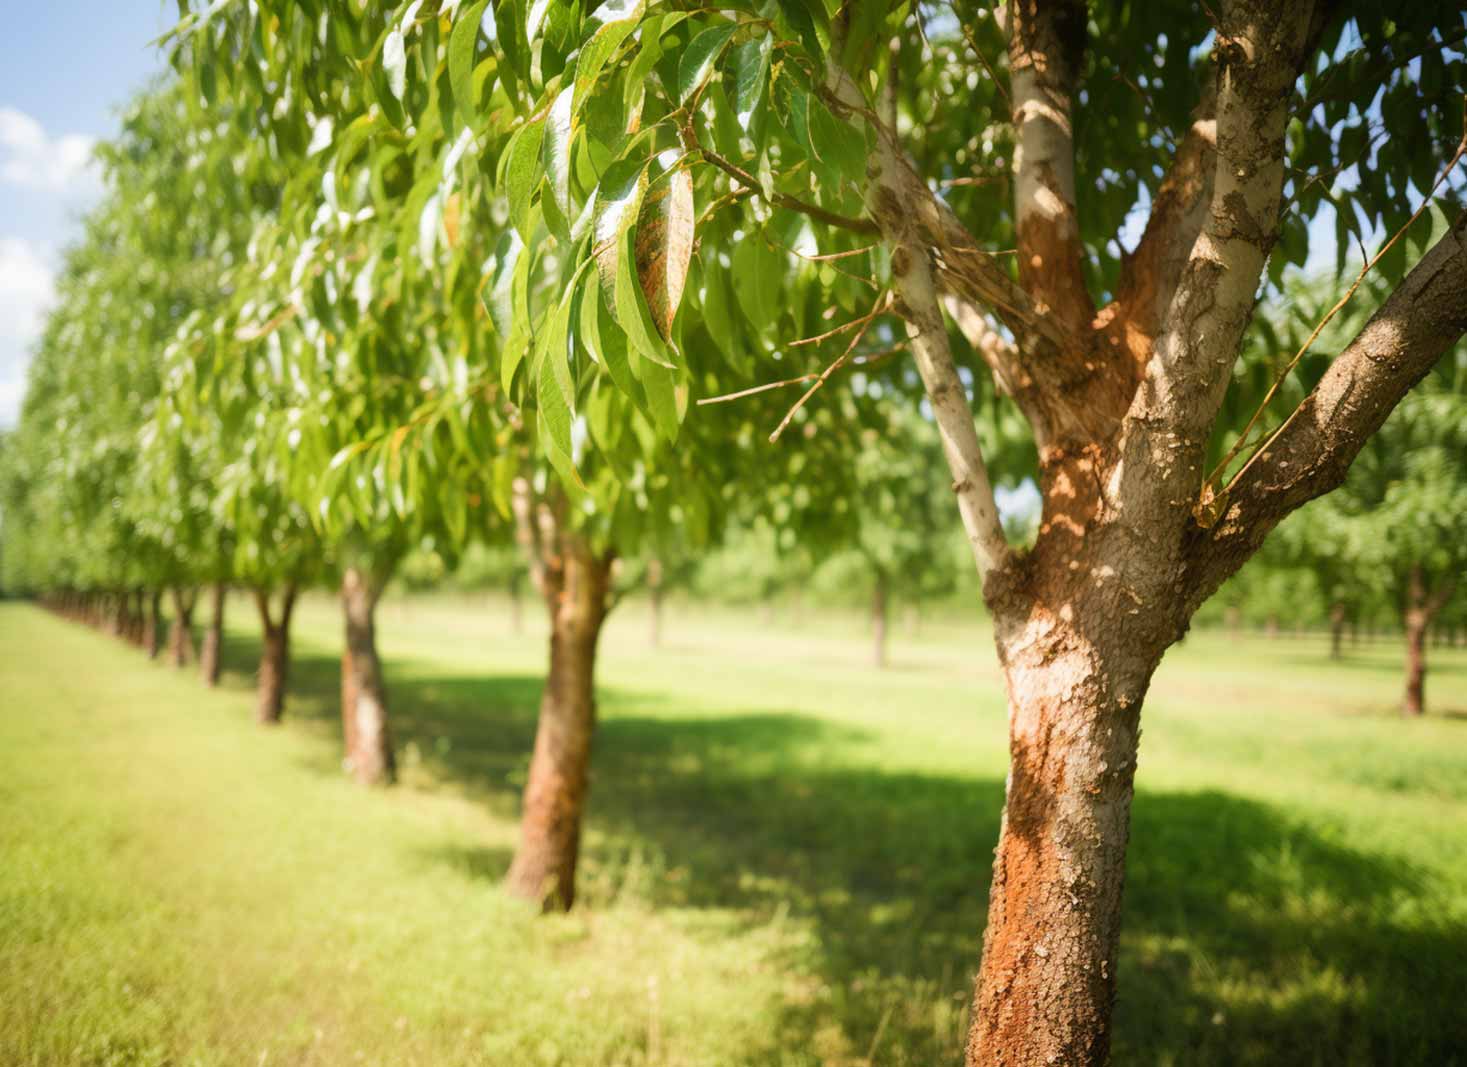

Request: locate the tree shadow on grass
(215, 633), (1467, 1066)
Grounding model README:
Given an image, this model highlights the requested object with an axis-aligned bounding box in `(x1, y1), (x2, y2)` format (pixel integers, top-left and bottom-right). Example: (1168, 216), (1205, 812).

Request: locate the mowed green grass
(2, 596), (1465, 1067)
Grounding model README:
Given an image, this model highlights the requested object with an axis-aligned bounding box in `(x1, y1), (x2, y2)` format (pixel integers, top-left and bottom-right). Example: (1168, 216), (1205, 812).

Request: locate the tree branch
(828, 62), (1014, 578)
(1180, 211), (1467, 610)
(1006, 0), (1094, 335)
(1113, 0), (1319, 520)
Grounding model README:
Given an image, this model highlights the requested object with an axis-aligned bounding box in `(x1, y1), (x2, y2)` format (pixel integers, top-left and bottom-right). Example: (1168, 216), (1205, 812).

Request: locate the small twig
(678, 115), (878, 235)
(769, 292), (891, 441)
(696, 345), (905, 406)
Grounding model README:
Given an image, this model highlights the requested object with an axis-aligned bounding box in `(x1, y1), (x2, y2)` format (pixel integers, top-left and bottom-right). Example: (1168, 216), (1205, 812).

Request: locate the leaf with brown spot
(634, 158), (694, 342)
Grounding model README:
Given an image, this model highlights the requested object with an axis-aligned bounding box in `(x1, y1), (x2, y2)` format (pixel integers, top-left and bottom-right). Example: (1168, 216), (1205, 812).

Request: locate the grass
(1, 594), (1465, 1067)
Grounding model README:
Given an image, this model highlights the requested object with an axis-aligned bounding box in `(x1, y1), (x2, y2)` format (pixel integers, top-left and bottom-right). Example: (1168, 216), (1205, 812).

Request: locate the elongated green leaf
(573, 0), (644, 113)
(543, 85), (576, 225)
(676, 23), (736, 104)
(450, 0), (492, 127)
(501, 118), (545, 241)
(733, 34), (772, 134)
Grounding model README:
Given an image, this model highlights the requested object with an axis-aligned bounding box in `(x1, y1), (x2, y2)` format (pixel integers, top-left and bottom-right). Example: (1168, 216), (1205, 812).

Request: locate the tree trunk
(200, 581), (226, 687)
(1402, 568), (1433, 717)
(168, 587), (196, 667)
(966, 607), (1156, 1067)
(144, 591), (163, 659)
(509, 572), (524, 634)
(340, 566), (394, 786)
(1329, 601), (1347, 659)
(505, 536), (612, 911)
(253, 585), (297, 725)
(647, 557), (663, 648)
(872, 569), (889, 669)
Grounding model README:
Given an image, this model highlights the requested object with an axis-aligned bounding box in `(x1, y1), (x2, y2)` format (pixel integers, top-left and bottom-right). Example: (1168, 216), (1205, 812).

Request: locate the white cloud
(0, 107), (99, 194)
(0, 237), (56, 428)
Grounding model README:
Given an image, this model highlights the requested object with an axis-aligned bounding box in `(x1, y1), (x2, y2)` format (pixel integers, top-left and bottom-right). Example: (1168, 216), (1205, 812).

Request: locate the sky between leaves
(0, 2), (170, 428)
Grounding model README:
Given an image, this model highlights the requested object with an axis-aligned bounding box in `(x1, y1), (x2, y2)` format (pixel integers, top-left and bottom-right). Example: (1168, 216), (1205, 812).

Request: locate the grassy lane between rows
(2, 597), (1465, 1066)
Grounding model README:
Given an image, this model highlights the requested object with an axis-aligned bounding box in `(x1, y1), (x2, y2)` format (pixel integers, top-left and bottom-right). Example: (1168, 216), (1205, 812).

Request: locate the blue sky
(0, 2), (171, 426)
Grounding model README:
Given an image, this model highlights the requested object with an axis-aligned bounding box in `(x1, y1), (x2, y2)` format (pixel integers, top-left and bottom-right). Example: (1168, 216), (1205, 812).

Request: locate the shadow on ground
(216, 635), (1467, 1066)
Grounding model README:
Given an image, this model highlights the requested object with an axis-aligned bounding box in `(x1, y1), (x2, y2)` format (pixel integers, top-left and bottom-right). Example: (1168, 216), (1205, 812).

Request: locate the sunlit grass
(1, 596), (1464, 1065)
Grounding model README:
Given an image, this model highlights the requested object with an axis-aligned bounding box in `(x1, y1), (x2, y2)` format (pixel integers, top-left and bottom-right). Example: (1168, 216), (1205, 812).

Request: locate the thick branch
(1006, 0), (1094, 334)
(1182, 211), (1467, 609)
(1108, 82), (1217, 356)
(1114, 0), (1318, 518)
(941, 293), (1051, 449)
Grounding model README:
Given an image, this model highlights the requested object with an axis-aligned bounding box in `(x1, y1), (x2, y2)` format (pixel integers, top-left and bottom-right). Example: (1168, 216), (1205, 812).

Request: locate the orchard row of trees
(1, 2), (1465, 1063)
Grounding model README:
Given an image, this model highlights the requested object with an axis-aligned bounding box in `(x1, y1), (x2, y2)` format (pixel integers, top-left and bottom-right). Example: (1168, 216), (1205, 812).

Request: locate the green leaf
(733, 34), (773, 135)
(635, 154), (695, 342)
(383, 26), (408, 100)
(573, 0), (644, 113)
(543, 85), (576, 227)
(501, 118), (545, 241)
(677, 23), (737, 104)
(450, 0), (493, 127)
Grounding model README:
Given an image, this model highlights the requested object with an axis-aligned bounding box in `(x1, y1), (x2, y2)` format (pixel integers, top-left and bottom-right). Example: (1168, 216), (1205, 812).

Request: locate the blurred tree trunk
(506, 480), (613, 911)
(1329, 601), (1347, 659)
(647, 557), (663, 648)
(508, 571), (524, 634)
(253, 584), (297, 725)
(340, 565), (394, 786)
(144, 590), (163, 659)
(168, 587), (197, 667)
(200, 581), (226, 687)
(872, 568), (889, 669)
(1402, 567), (1453, 716)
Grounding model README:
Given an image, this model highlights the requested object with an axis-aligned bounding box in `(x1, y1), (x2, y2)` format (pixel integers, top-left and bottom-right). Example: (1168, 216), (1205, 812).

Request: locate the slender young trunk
(647, 557), (663, 648)
(871, 569), (889, 669)
(1402, 568), (1434, 717)
(505, 535), (612, 911)
(1265, 614), (1280, 639)
(509, 572), (524, 634)
(1329, 601), (1347, 659)
(340, 566), (394, 786)
(200, 582), (226, 687)
(168, 587), (196, 667)
(253, 584), (297, 725)
(144, 590), (163, 659)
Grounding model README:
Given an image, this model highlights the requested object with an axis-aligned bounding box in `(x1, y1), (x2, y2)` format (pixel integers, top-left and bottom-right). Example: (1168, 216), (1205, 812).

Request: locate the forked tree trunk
(505, 535), (612, 911)
(253, 584), (297, 725)
(1329, 601), (1347, 659)
(144, 590), (163, 659)
(340, 565), (394, 786)
(200, 581), (226, 687)
(168, 587), (196, 667)
(871, 569), (889, 669)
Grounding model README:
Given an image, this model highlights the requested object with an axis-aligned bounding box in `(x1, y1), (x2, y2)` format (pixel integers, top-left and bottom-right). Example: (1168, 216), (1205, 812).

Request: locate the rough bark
(872, 568), (889, 669)
(200, 581), (226, 687)
(340, 565), (395, 786)
(253, 584), (297, 726)
(505, 531), (613, 912)
(167, 587), (197, 668)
